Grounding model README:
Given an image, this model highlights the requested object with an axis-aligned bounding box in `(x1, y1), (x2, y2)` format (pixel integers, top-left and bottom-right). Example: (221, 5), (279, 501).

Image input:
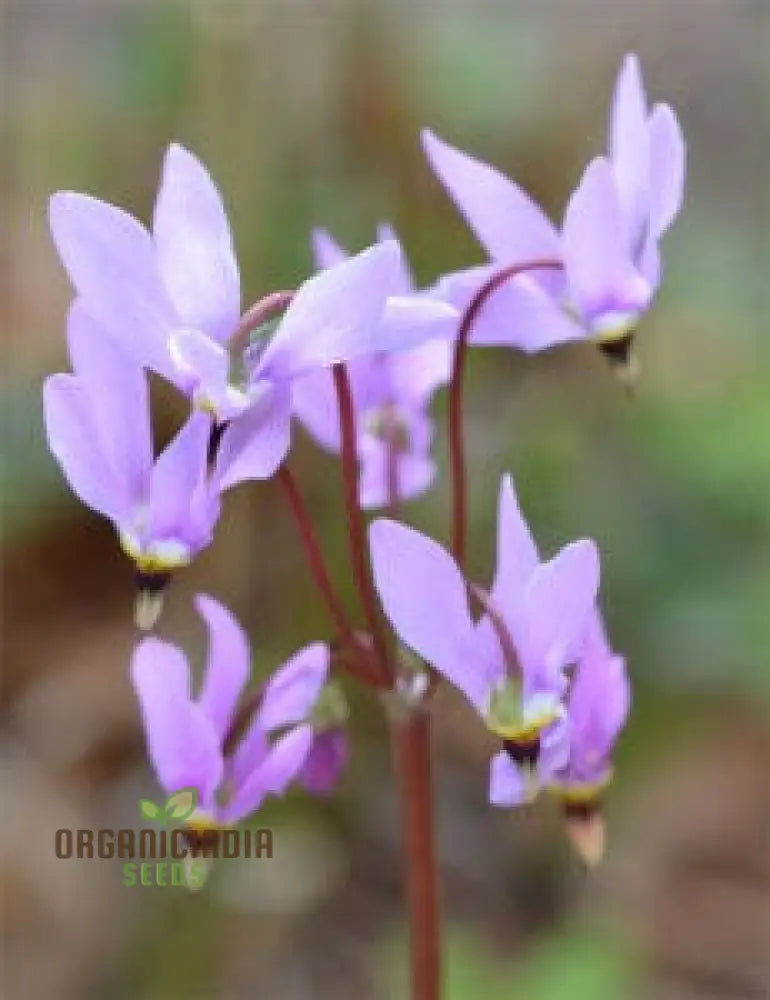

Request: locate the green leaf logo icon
(139, 799), (163, 823)
(163, 787), (198, 823)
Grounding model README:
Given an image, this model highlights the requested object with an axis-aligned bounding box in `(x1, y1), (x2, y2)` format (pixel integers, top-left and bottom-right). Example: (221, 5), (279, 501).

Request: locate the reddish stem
(392, 709), (441, 1000)
(448, 259), (562, 569)
(231, 289), (295, 355)
(277, 465), (383, 687)
(332, 365), (392, 680)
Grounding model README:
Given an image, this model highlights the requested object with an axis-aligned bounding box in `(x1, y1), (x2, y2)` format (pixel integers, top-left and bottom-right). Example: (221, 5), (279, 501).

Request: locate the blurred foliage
(382, 923), (641, 999)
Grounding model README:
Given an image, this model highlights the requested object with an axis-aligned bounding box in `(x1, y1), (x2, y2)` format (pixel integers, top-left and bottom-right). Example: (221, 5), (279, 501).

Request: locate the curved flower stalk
(49, 144), (456, 480)
(42, 304), (290, 602)
(423, 53), (685, 380)
(548, 611), (630, 865)
(293, 226), (453, 508)
(131, 595), (347, 829)
(369, 474), (602, 805)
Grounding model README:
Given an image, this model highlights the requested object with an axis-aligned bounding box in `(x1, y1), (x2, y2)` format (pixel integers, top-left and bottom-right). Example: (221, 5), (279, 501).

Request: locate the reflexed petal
(368, 519), (489, 710)
(378, 296), (458, 352)
(48, 192), (178, 382)
(311, 227), (348, 270)
(648, 103), (686, 238)
(562, 157), (651, 328)
(195, 594), (250, 739)
(376, 222), (414, 293)
(389, 338), (451, 404)
(491, 474), (540, 603)
(256, 241), (403, 380)
(488, 750), (527, 807)
(570, 613), (630, 755)
(215, 383), (292, 489)
(638, 232), (661, 290)
(291, 369), (341, 453)
(298, 729), (348, 795)
(147, 411), (213, 539)
(66, 301), (152, 509)
(131, 637), (223, 803)
(608, 53), (650, 246)
(358, 442), (436, 510)
(224, 724), (314, 822)
(257, 643), (329, 732)
(435, 266), (581, 352)
(229, 719), (269, 790)
(421, 129), (560, 262)
(43, 373), (124, 521)
(153, 144), (241, 342)
(521, 540), (600, 683)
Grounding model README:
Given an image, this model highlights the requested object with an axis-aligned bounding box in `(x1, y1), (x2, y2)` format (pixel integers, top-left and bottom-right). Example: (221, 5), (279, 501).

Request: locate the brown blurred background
(2, 1), (769, 997)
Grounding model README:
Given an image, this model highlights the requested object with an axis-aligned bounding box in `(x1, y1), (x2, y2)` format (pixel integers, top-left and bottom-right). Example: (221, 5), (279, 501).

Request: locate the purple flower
(293, 226), (453, 508)
(369, 475), (600, 806)
(549, 611), (630, 804)
(49, 145), (456, 482)
(422, 53), (685, 373)
(43, 302), (219, 578)
(131, 594), (345, 826)
(43, 303), (290, 585)
(297, 728), (349, 796)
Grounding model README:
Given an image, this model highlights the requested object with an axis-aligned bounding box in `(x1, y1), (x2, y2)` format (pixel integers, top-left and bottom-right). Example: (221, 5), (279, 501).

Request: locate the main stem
(392, 708), (440, 1000)
(448, 259), (562, 568)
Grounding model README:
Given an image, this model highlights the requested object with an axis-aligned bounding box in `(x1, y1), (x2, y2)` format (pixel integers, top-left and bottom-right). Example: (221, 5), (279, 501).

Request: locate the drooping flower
(42, 303), (289, 603)
(43, 302), (219, 583)
(368, 475), (601, 805)
(548, 611), (630, 865)
(131, 594), (347, 828)
(422, 53), (685, 378)
(49, 144), (456, 482)
(292, 226), (453, 508)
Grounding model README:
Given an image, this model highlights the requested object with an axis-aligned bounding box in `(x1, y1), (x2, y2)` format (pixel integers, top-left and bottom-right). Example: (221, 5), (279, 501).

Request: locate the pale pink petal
(608, 53), (651, 246)
(48, 193), (178, 383)
(256, 241), (402, 380)
(311, 227), (348, 270)
(131, 637), (223, 805)
(648, 103), (686, 238)
(488, 751), (527, 807)
(43, 373), (124, 522)
(421, 129), (560, 263)
(195, 594), (251, 740)
(152, 144), (241, 343)
(66, 301), (152, 509)
(257, 643), (329, 732)
(562, 157), (651, 329)
(369, 519), (489, 710)
(214, 383), (292, 489)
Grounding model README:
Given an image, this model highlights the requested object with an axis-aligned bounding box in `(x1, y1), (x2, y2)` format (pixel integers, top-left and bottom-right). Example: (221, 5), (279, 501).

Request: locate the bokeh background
(2, 1), (769, 997)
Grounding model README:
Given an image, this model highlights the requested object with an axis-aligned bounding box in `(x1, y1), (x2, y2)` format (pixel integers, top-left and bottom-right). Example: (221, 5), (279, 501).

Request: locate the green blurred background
(2, 2), (769, 998)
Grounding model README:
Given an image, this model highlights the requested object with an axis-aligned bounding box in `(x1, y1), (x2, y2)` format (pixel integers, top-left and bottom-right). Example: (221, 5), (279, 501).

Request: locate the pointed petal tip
(565, 810), (606, 868)
(419, 126), (436, 149)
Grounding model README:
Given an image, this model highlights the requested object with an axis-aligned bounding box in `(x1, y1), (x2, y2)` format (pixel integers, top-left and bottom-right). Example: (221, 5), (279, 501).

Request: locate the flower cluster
(43, 54), (682, 865)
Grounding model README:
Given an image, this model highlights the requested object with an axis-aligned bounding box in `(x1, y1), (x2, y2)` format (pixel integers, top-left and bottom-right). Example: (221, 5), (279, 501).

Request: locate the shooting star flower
(131, 595), (345, 828)
(43, 303), (292, 623)
(49, 145), (456, 482)
(293, 226), (453, 508)
(549, 612), (630, 866)
(422, 53), (685, 381)
(369, 475), (600, 806)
